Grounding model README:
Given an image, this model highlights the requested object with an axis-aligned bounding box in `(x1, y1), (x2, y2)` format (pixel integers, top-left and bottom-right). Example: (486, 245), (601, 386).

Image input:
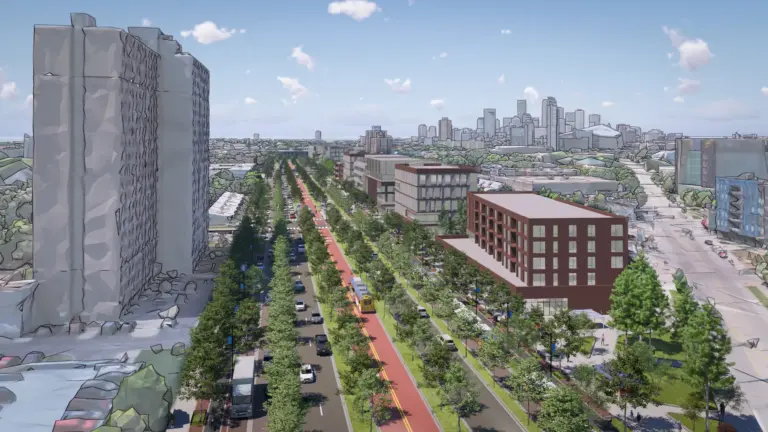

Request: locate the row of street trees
(294, 203), (394, 430)
(264, 234), (305, 432)
(179, 173), (270, 409)
(321, 203), (485, 430)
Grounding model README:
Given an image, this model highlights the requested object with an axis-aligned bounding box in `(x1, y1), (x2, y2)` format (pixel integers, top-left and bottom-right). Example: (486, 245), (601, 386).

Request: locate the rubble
(150, 344), (163, 354)
(0, 386), (17, 404)
(170, 342), (186, 356)
(68, 316), (85, 334)
(157, 305), (179, 320)
(21, 351), (45, 364)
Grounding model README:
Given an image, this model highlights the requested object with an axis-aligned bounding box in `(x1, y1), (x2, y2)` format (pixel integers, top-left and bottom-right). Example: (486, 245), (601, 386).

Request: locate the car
(438, 334), (457, 351)
(264, 293), (272, 304)
(295, 300), (307, 311)
(256, 259), (265, 270)
(297, 244), (306, 254)
(315, 334), (331, 355)
(417, 306), (429, 319)
(263, 350), (273, 363)
(300, 364), (316, 383)
(289, 252), (297, 262)
(294, 280), (306, 293)
(704, 240), (714, 246)
(310, 312), (323, 324)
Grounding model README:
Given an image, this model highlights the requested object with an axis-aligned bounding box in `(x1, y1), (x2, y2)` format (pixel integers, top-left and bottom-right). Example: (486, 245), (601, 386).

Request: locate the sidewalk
(170, 397), (210, 432)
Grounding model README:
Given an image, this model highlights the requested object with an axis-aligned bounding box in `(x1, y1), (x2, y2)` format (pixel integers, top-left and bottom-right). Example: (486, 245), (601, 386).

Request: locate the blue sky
(0, 0), (766, 139)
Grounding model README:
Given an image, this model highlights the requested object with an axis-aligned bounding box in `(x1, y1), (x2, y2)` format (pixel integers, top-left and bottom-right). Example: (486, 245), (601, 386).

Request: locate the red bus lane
(292, 166), (439, 432)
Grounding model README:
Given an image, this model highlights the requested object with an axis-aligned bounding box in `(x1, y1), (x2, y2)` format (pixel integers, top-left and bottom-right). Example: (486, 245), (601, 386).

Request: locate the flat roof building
(438, 192), (628, 314)
(209, 192), (245, 226)
(394, 163), (479, 229)
(364, 154), (425, 210)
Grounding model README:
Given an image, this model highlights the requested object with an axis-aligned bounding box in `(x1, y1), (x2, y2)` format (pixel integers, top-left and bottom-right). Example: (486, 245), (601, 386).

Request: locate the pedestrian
(677, 421), (682, 431)
(636, 413), (642, 423)
(601, 333), (605, 346)
(629, 409), (634, 419)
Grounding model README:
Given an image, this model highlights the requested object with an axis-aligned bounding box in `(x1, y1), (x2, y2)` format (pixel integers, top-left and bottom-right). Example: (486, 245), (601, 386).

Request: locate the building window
(588, 256), (596, 269)
(569, 257), (577, 269)
(588, 273), (596, 286)
(569, 225), (577, 237)
(517, 220), (521, 231)
(611, 256), (624, 269)
(552, 241), (559, 253)
(524, 223), (528, 236)
(569, 241), (577, 253)
(552, 225), (559, 237)
(611, 240), (624, 253)
(587, 241), (595, 253)
(533, 241), (546, 253)
(569, 273), (577, 286)
(553, 257), (558, 269)
(611, 224), (624, 237)
(553, 273), (558, 286)
(533, 225), (545, 237)
(533, 257), (546, 269)
(588, 224), (596, 237)
(533, 274), (546, 286)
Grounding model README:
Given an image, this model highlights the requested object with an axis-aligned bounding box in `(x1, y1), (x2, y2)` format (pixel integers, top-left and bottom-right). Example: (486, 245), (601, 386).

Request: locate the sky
(0, 0), (767, 139)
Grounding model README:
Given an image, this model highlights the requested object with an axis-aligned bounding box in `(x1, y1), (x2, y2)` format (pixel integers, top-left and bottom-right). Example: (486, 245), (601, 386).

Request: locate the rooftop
(581, 125), (621, 138)
(473, 192), (611, 219)
(512, 175), (617, 184)
(441, 237), (525, 286)
(209, 192), (245, 217)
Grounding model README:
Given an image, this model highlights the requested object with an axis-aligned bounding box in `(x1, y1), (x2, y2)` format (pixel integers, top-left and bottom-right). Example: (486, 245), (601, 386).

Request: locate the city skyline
(0, 0), (767, 138)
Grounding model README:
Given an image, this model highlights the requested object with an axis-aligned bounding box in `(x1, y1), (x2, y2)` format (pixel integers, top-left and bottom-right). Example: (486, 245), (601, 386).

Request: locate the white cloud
(277, 76), (309, 103)
(408, 0), (415, 5)
(695, 99), (758, 121)
(762, 87), (768, 96)
(0, 81), (18, 100)
(677, 78), (700, 95)
(663, 86), (669, 92)
(667, 52), (674, 60)
(24, 94), (32, 106)
(497, 74), (505, 84)
(429, 99), (445, 110)
(522, 87), (539, 105)
(601, 101), (615, 107)
(501, 29), (511, 35)
(239, 29), (246, 34)
(384, 78), (411, 93)
(673, 96), (684, 103)
(359, 97), (364, 101)
(141, 18), (152, 26)
(291, 46), (315, 71)
(662, 26), (714, 71)
(180, 21), (243, 44)
(328, 0), (380, 21)
(245, 69), (251, 75)
(432, 52), (447, 60)
(244, 97), (258, 105)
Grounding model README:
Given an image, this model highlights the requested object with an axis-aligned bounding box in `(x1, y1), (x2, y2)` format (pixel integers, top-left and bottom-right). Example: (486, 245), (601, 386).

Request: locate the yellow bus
(350, 276), (375, 313)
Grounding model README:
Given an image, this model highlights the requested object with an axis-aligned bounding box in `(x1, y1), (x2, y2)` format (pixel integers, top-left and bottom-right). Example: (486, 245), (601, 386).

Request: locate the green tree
(438, 363), (483, 431)
(453, 313), (482, 357)
(600, 342), (658, 432)
(354, 368), (393, 432)
(477, 328), (507, 384)
(408, 318), (434, 358)
(551, 309), (593, 362)
(504, 357), (549, 424)
(609, 256), (645, 342)
(421, 341), (452, 387)
(683, 304), (734, 431)
(233, 298), (262, 353)
(681, 392), (706, 432)
(455, 199), (467, 231)
(438, 209), (457, 234)
(572, 364), (607, 409)
(369, 259), (395, 295)
(244, 266), (265, 297)
(537, 386), (591, 432)
(672, 277), (699, 339)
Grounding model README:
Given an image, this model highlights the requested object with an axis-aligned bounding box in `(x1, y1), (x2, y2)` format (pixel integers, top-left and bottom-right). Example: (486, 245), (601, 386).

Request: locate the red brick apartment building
(438, 191), (628, 314)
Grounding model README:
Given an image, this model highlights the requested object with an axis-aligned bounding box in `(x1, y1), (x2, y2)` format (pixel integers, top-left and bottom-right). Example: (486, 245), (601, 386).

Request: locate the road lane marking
(319, 403), (324, 416)
(247, 419), (254, 432)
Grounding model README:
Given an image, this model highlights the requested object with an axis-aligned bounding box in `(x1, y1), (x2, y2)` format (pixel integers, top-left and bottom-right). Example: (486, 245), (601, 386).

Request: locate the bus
(350, 276), (375, 313)
(231, 355), (256, 419)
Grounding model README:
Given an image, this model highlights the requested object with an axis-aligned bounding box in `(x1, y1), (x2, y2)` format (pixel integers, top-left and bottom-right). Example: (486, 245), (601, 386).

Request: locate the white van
(417, 306), (429, 318)
(438, 334), (457, 351)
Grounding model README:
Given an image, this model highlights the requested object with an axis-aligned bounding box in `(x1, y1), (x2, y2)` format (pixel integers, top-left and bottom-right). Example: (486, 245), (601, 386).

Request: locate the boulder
(170, 342), (186, 356)
(158, 280), (172, 294)
(157, 305), (180, 320)
(110, 365), (172, 432)
(21, 351), (45, 364)
(119, 321), (137, 334)
(184, 281), (198, 293)
(160, 318), (177, 329)
(108, 408), (148, 432)
(42, 353), (75, 362)
(101, 321), (119, 336)
(146, 283), (160, 293)
(69, 316), (86, 334)
(91, 427), (121, 432)
(167, 270), (179, 279)
(0, 386), (17, 404)
(150, 344), (163, 354)
(0, 373), (23, 382)
(208, 252), (216, 259)
(33, 326), (53, 337)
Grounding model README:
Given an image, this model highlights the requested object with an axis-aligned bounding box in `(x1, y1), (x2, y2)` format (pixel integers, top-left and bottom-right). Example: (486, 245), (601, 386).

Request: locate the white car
(300, 364), (316, 383)
(295, 300), (307, 311)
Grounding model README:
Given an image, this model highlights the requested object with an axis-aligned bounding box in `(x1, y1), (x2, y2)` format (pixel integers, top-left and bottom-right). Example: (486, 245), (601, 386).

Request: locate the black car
(315, 334), (331, 355)
(263, 350), (273, 362)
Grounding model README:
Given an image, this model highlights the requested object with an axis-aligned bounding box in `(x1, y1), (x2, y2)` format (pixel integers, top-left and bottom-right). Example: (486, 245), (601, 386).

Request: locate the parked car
(295, 300), (307, 312)
(256, 259), (265, 270)
(263, 350), (272, 363)
(417, 306), (429, 319)
(294, 280), (306, 293)
(289, 252), (297, 262)
(315, 334), (331, 355)
(297, 244), (306, 254)
(310, 312), (324, 324)
(438, 334), (457, 351)
(300, 364), (316, 383)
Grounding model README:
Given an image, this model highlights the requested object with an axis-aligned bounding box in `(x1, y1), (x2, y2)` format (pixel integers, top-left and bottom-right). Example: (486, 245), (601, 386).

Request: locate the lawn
(747, 285), (768, 308)
(655, 368), (697, 406)
(668, 412), (719, 432)
(612, 417), (632, 431)
(616, 333), (685, 361)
